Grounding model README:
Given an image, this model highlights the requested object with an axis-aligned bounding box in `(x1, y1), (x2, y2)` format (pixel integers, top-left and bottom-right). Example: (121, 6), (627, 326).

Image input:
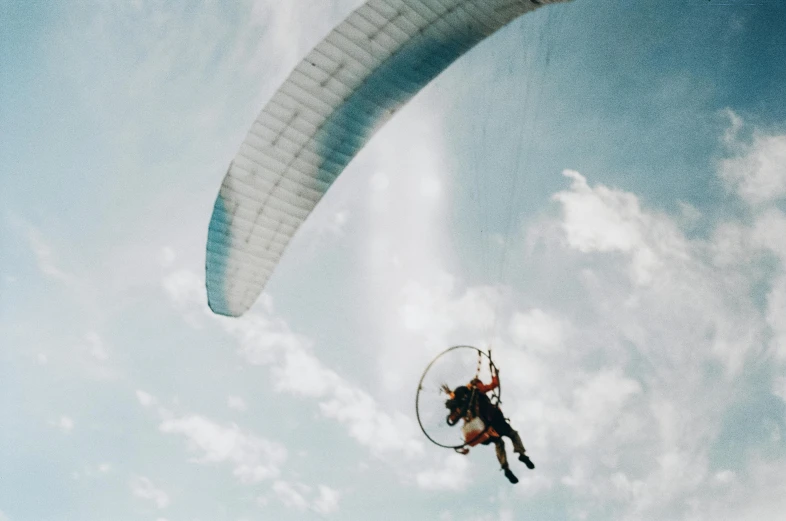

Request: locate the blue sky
(2, 0), (786, 520)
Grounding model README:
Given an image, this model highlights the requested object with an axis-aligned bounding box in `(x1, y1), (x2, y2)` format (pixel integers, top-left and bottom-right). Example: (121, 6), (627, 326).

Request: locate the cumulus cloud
(272, 480), (309, 511)
(712, 469), (735, 486)
(440, 121), (782, 517)
(744, 209), (786, 360)
(130, 476), (169, 509)
(227, 395), (247, 412)
(51, 416), (75, 433)
(270, 481), (341, 514)
(552, 169), (667, 285)
(136, 391), (340, 514)
(416, 453), (471, 491)
(513, 472), (554, 496)
(509, 308), (567, 353)
(318, 381), (423, 458)
(136, 389), (287, 484)
(72, 463), (113, 481)
(135, 390), (156, 408)
(681, 459), (786, 521)
(313, 485), (341, 514)
(773, 376), (786, 403)
(84, 331), (108, 361)
(156, 97), (786, 521)
(765, 272), (786, 359)
(18, 222), (75, 285)
(515, 150), (786, 518)
(566, 370), (642, 448)
(159, 247), (176, 268)
(552, 168), (763, 375)
(398, 275), (498, 339)
(159, 414), (287, 483)
(162, 269), (205, 324)
(162, 268), (425, 461)
(271, 346), (341, 398)
(719, 114), (786, 205)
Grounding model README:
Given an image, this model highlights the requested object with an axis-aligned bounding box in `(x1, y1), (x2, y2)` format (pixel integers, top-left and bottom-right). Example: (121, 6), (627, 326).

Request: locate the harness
(445, 349), (503, 450)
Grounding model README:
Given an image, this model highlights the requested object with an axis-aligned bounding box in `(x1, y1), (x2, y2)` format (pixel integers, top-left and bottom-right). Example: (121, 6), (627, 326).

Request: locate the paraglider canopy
(205, 0), (571, 317)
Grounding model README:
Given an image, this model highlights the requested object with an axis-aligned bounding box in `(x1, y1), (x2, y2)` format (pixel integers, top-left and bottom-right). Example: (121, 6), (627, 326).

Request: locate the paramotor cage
(415, 345), (501, 450)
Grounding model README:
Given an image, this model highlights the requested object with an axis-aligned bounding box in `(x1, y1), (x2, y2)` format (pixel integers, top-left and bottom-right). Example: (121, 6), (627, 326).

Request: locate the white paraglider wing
(206, 0), (569, 317)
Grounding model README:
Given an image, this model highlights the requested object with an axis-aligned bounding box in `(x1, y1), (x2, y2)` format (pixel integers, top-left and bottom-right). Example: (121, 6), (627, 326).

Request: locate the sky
(2, 0), (786, 520)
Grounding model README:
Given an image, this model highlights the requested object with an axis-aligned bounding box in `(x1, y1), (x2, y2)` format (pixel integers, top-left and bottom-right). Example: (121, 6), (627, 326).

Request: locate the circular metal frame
(415, 345), (501, 449)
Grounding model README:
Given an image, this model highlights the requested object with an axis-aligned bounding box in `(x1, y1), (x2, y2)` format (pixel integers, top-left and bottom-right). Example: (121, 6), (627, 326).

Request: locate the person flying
(443, 371), (534, 484)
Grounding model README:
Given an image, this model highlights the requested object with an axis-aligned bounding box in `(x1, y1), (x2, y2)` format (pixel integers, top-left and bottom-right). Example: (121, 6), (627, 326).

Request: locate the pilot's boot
(509, 430), (535, 469)
(519, 453), (535, 469)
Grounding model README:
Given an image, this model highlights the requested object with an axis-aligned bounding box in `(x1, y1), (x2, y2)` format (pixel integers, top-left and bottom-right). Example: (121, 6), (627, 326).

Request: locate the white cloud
(159, 247), (176, 267)
(722, 108), (744, 146)
(747, 210), (786, 358)
(271, 347), (341, 398)
(152, 78), (786, 520)
(158, 414), (287, 483)
(138, 387), (285, 486)
(567, 370), (642, 448)
(551, 168), (763, 376)
(51, 416), (75, 433)
(509, 308), (566, 352)
(85, 331), (108, 361)
(19, 222), (75, 285)
(369, 171), (390, 192)
(686, 459), (786, 521)
(396, 274), (499, 351)
(766, 272), (786, 359)
(73, 330), (117, 381)
(553, 170), (644, 255)
(416, 453), (471, 491)
(318, 381), (424, 459)
(773, 376), (786, 403)
(358, 105), (494, 401)
(313, 485), (340, 514)
(420, 176), (442, 198)
(36, 353), (48, 365)
(73, 463), (113, 480)
(272, 480), (310, 511)
(162, 268), (426, 461)
(162, 269), (205, 311)
(713, 470), (735, 486)
(227, 395), (247, 412)
(710, 221), (754, 267)
(161, 268), (210, 329)
(130, 476), (169, 509)
(514, 472), (554, 496)
(552, 169), (666, 285)
(270, 481), (341, 514)
(136, 390), (156, 408)
(720, 121), (786, 205)
(300, 206), (352, 242)
(490, 155), (781, 519)
(751, 208), (786, 260)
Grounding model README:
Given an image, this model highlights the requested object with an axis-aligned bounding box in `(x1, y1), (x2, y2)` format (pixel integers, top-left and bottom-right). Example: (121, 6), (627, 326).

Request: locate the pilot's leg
(493, 437), (518, 484)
